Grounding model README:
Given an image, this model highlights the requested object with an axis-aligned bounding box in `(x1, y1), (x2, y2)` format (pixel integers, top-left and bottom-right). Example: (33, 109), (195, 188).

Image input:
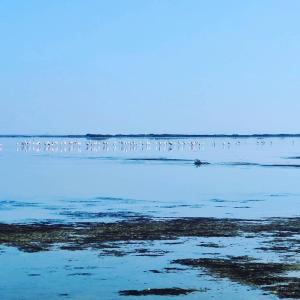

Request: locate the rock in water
(194, 159), (208, 166)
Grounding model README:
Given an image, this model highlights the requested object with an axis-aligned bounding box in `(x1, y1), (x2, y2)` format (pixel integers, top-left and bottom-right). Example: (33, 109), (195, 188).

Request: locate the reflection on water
(0, 137), (299, 299)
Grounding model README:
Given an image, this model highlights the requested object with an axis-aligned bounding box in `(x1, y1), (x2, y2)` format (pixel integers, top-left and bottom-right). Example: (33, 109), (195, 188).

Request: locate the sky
(0, 0), (300, 135)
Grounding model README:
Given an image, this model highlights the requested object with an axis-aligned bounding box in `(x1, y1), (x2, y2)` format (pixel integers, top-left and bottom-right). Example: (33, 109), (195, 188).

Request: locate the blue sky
(1, 0), (299, 134)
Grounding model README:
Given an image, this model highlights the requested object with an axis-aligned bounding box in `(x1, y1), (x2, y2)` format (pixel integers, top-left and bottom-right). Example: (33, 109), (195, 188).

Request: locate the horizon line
(0, 133), (300, 139)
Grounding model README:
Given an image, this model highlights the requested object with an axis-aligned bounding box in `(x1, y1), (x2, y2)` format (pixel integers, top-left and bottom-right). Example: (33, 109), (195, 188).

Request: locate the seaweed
(119, 287), (199, 296)
(0, 217), (240, 252)
(173, 256), (300, 298)
(0, 216), (299, 298)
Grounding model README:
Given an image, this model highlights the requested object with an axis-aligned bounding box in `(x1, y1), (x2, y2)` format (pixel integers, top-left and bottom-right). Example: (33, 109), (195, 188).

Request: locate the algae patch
(173, 256), (300, 299)
(119, 287), (200, 296)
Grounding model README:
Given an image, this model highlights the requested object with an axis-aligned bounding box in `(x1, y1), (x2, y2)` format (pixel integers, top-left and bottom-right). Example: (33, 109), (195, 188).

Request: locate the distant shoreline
(0, 133), (300, 139)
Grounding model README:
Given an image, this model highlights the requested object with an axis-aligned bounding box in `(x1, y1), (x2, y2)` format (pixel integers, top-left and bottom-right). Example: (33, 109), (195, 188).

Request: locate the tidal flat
(0, 137), (299, 299)
(0, 217), (299, 298)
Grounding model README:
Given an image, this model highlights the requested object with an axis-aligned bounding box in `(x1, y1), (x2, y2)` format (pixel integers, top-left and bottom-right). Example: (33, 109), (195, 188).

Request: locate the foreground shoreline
(1, 216), (299, 298)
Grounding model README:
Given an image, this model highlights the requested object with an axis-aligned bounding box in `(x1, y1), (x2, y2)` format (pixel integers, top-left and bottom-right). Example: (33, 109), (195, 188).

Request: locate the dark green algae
(1, 217), (299, 252)
(0, 217), (241, 252)
(1, 216), (299, 298)
(119, 287), (201, 296)
(173, 256), (300, 299)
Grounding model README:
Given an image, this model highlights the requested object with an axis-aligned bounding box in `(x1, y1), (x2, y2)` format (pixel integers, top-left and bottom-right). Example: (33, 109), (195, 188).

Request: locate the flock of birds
(4, 138), (279, 153)
(0, 137), (295, 154)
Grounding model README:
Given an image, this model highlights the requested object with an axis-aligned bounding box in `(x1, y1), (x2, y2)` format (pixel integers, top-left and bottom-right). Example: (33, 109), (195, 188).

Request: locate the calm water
(0, 137), (299, 299)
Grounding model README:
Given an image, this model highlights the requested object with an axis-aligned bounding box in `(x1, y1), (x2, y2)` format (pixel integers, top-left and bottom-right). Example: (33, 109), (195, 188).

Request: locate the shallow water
(0, 137), (299, 299)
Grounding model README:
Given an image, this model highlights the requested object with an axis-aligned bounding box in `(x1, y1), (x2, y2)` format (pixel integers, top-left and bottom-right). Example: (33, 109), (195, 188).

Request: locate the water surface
(0, 137), (299, 299)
